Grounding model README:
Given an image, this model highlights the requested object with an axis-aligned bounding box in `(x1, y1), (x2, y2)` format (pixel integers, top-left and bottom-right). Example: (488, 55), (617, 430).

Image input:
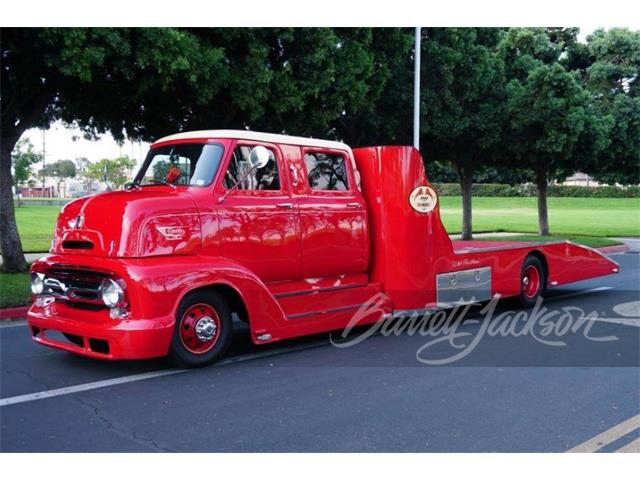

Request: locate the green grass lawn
(14, 205), (62, 252)
(440, 197), (640, 237)
(0, 271), (31, 309)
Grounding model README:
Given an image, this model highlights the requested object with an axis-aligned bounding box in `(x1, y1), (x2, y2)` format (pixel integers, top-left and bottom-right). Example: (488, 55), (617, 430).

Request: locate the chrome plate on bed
(436, 267), (491, 308)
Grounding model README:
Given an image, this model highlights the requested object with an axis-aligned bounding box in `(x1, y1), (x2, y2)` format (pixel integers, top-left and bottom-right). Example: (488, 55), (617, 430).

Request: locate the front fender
(153, 255), (288, 342)
(31, 254), (288, 344)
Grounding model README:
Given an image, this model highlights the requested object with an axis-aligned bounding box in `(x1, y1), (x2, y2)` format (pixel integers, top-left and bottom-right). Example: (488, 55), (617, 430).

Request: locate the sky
(21, 122), (150, 172)
(17, 25), (637, 173)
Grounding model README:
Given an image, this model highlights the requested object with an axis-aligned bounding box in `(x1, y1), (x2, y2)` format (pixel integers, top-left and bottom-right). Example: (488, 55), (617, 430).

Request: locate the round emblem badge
(409, 186), (438, 213)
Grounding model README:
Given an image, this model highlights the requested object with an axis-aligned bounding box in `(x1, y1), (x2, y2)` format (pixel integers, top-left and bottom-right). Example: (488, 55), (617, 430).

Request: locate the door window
(223, 145), (280, 191)
(304, 152), (349, 191)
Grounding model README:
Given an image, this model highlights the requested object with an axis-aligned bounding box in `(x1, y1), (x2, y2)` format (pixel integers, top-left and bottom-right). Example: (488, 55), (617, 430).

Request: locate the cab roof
(152, 129), (351, 152)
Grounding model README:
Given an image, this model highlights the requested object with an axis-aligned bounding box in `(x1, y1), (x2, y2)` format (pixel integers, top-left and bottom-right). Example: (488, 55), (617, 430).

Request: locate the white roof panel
(153, 129), (351, 152)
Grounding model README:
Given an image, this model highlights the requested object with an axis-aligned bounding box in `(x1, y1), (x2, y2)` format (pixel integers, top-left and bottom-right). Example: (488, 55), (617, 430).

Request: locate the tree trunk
(535, 164), (550, 236)
(457, 163), (474, 241)
(0, 135), (28, 272)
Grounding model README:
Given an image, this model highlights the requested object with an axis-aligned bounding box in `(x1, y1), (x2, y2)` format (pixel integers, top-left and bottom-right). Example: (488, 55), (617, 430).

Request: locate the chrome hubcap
(195, 316), (217, 342)
(522, 277), (529, 285)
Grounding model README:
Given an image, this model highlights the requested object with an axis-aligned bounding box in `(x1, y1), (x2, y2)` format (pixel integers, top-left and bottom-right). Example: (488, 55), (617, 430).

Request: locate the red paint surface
(27, 138), (619, 359)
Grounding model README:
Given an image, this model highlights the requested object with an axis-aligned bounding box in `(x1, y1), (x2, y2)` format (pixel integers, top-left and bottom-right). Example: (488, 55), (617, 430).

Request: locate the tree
(74, 157), (95, 193)
(1, 28), (227, 272)
(587, 94), (640, 185)
(11, 138), (43, 208)
(579, 29), (640, 186)
(504, 63), (604, 235)
(499, 28), (610, 235)
(11, 139), (42, 189)
(420, 28), (507, 240)
(85, 156), (137, 191)
(330, 28), (415, 146)
(39, 159), (77, 197)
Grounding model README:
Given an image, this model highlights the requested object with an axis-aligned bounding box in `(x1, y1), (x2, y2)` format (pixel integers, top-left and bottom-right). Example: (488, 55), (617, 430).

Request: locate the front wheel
(518, 255), (547, 308)
(168, 290), (232, 367)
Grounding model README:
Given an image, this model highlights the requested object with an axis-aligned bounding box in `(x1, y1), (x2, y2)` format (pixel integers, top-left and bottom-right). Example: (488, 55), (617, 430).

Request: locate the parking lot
(1, 252), (638, 452)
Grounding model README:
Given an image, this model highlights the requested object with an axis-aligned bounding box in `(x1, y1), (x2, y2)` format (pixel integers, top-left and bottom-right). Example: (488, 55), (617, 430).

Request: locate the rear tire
(168, 290), (232, 367)
(518, 255), (546, 308)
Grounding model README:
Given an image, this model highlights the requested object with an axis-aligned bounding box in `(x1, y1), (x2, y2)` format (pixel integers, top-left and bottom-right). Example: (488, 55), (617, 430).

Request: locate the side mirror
(217, 146), (272, 204)
(250, 146), (271, 169)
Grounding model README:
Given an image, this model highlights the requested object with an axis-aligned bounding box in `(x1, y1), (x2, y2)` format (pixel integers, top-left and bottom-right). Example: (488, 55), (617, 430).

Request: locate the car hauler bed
(353, 145), (619, 314)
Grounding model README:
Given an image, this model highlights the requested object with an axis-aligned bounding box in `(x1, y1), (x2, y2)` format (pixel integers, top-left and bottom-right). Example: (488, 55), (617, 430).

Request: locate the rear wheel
(168, 290), (232, 367)
(518, 255), (546, 308)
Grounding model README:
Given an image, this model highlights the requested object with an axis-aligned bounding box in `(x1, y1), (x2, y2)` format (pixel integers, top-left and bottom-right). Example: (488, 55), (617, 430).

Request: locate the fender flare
(161, 256), (288, 342)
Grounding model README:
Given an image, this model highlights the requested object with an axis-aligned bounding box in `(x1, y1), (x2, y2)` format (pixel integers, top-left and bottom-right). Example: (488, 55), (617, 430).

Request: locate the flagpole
(413, 27), (421, 150)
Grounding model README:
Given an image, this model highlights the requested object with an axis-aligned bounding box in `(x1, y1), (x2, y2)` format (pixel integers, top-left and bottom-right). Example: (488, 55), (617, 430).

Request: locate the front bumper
(28, 304), (174, 360)
(28, 253), (183, 360)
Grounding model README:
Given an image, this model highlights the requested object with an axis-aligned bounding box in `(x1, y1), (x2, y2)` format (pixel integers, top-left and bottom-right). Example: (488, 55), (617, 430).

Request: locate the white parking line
(589, 317), (640, 328)
(0, 339), (329, 408)
(567, 414), (640, 452)
(0, 320), (28, 329)
(616, 437), (640, 453)
(0, 369), (186, 407)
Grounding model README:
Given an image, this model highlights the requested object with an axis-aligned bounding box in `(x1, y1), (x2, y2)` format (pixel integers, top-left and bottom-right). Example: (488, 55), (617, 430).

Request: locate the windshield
(133, 143), (224, 187)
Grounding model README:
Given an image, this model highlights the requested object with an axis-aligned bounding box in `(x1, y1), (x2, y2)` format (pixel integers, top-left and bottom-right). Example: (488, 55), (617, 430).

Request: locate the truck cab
(28, 130), (619, 366)
(28, 131), (382, 365)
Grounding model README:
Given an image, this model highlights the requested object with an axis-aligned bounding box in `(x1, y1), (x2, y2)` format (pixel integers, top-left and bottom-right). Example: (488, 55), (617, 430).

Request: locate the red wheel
(169, 290), (233, 367)
(518, 255), (546, 308)
(522, 265), (541, 299)
(179, 303), (221, 354)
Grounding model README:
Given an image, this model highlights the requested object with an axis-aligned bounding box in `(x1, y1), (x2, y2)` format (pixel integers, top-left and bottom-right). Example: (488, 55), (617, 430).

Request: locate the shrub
(432, 183), (639, 198)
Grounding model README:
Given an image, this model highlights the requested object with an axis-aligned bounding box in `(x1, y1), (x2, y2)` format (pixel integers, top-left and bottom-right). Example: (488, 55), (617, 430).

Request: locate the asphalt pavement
(1, 252), (638, 452)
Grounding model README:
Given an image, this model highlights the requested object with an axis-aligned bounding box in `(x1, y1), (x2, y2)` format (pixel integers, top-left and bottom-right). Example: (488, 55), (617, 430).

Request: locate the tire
(518, 255), (547, 308)
(168, 290), (233, 367)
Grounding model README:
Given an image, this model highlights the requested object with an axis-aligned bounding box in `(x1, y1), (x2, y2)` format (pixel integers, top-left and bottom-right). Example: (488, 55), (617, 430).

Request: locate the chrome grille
(43, 268), (110, 306)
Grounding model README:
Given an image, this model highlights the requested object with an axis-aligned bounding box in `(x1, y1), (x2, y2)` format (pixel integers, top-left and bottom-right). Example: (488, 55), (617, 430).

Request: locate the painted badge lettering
(409, 186), (437, 213)
(155, 226), (186, 240)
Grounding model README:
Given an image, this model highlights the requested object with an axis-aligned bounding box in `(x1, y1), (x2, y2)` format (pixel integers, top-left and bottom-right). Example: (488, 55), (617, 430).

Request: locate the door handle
(276, 203), (294, 210)
(346, 202), (361, 208)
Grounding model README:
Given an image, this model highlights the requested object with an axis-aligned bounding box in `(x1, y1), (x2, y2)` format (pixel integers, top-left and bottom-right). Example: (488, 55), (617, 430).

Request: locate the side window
(304, 152), (349, 191)
(223, 145), (280, 191)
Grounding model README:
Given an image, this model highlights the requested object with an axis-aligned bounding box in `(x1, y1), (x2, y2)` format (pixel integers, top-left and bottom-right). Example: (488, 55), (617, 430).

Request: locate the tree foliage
(580, 29), (640, 186)
(499, 28), (610, 235)
(11, 139), (42, 187)
(85, 156), (137, 191)
(419, 28), (507, 239)
(39, 159), (77, 197)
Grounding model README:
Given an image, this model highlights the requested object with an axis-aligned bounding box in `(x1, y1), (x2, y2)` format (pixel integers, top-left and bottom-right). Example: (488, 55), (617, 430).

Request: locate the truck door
(296, 148), (369, 278)
(216, 142), (301, 282)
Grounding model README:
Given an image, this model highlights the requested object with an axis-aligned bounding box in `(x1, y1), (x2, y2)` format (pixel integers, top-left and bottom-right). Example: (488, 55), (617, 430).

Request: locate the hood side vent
(62, 240), (94, 250)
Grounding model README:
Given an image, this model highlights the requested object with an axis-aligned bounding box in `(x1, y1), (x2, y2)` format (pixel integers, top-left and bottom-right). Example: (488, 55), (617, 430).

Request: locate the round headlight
(100, 278), (124, 308)
(31, 272), (45, 295)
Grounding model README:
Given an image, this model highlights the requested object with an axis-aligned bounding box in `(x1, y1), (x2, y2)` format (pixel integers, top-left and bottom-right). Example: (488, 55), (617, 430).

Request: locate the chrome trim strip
(273, 283), (369, 299)
(286, 302), (369, 320)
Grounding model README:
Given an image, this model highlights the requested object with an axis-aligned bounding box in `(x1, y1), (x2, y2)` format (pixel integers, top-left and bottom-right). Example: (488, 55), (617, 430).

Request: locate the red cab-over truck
(28, 130), (619, 366)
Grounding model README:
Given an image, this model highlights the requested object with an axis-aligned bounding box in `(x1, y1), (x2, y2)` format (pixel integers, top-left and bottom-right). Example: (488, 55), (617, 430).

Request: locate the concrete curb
(597, 244), (630, 254)
(0, 306), (29, 320)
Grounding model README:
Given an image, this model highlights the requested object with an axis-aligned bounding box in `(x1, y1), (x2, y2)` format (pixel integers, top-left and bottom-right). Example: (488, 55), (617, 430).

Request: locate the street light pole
(42, 129), (46, 195)
(413, 27), (421, 150)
